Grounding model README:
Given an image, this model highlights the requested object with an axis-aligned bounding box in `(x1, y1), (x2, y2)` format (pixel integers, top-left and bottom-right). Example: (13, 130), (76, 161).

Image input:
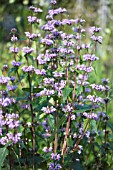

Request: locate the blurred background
(0, 0), (113, 112)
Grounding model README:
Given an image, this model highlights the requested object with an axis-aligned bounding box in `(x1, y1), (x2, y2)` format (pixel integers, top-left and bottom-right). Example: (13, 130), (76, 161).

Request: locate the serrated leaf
(0, 147), (8, 170)
(29, 55), (34, 65)
(49, 116), (67, 142)
(17, 73), (27, 84)
(83, 119), (90, 131)
(75, 104), (92, 110)
(48, 114), (54, 128)
(76, 86), (83, 96)
(8, 67), (17, 76)
(62, 87), (72, 102)
(74, 108), (91, 113)
(107, 121), (113, 133)
(90, 120), (98, 135)
(71, 161), (84, 170)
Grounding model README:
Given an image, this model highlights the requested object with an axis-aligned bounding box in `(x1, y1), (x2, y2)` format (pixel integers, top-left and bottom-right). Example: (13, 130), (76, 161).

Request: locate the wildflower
(83, 54), (99, 61)
(90, 35), (103, 43)
(22, 65), (34, 73)
(0, 76), (10, 85)
(10, 47), (19, 53)
(41, 38), (54, 46)
(0, 97), (15, 107)
(41, 106), (56, 114)
(22, 47), (34, 54)
(62, 103), (73, 113)
(25, 32), (38, 40)
(77, 65), (94, 73)
(43, 146), (52, 152)
(53, 80), (66, 90)
(11, 35), (18, 42)
(36, 88), (54, 96)
(49, 162), (62, 170)
(90, 26), (101, 33)
(83, 112), (98, 120)
(51, 0), (57, 4)
(27, 16), (37, 23)
(87, 95), (104, 103)
(51, 153), (61, 161)
(10, 76), (16, 82)
(43, 78), (54, 85)
(35, 69), (46, 75)
(12, 60), (22, 67)
(53, 71), (64, 78)
(7, 85), (17, 91)
(90, 84), (106, 91)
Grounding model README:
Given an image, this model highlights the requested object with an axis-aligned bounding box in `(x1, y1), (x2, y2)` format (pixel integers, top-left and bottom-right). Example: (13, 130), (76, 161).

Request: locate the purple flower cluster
(7, 85), (17, 91)
(41, 38), (54, 46)
(11, 35), (18, 42)
(62, 103), (73, 113)
(27, 16), (37, 23)
(6, 1), (111, 169)
(49, 153), (62, 170)
(0, 132), (21, 145)
(0, 111), (21, 145)
(29, 6), (43, 13)
(0, 113), (20, 129)
(41, 106), (56, 114)
(83, 112), (98, 120)
(43, 146), (52, 153)
(12, 60), (22, 67)
(25, 32), (38, 40)
(22, 47), (34, 54)
(77, 64), (94, 73)
(90, 35), (102, 44)
(22, 65), (34, 72)
(51, 0), (57, 4)
(90, 26), (101, 33)
(87, 95), (104, 103)
(0, 97), (15, 107)
(36, 88), (54, 97)
(83, 54), (99, 61)
(0, 76), (10, 85)
(10, 47), (19, 53)
(35, 69), (46, 75)
(49, 162), (62, 170)
(48, 8), (67, 19)
(90, 84), (106, 91)
(43, 78), (55, 85)
(51, 153), (61, 161)
(53, 71), (64, 78)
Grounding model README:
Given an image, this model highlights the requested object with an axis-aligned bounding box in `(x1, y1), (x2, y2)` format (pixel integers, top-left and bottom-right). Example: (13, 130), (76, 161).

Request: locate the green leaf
(62, 87), (72, 102)
(75, 104), (92, 111)
(49, 115), (67, 142)
(74, 108), (91, 113)
(17, 73), (27, 84)
(0, 147), (8, 170)
(107, 121), (113, 133)
(76, 86), (83, 96)
(8, 67), (17, 76)
(22, 88), (30, 92)
(29, 55), (34, 65)
(16, 96), (26, 102)
(71, 161), (84, 170)
(83, 119), (89, 131)
(48, 114), (54, 128)
(90, 120), (98, 135)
